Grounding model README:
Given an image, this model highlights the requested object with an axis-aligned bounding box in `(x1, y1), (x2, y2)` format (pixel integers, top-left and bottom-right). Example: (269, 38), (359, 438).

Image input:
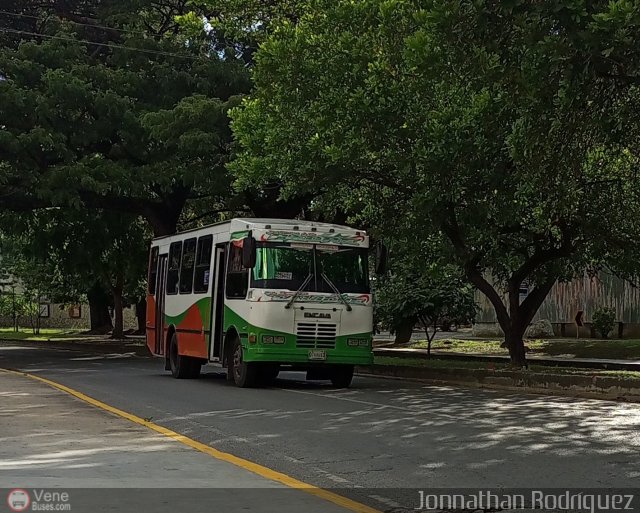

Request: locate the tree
(0, 242), (57, 333)
(376, 254), (476, 353)
(0, 1), (252, 236)
(0, 209), (149, 338)
(230, 0), (640, 366)
(0, 1), (317, 235)
(0, 291), (42, 334)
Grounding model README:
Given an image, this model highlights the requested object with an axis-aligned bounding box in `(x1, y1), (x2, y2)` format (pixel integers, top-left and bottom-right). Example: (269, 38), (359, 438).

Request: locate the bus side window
(148, 247), (159, 295)
(226, 243), (249, 299)
(166, 242), (182, 295)
(193, 235), (213, 293)
(179, 238), (197, 294)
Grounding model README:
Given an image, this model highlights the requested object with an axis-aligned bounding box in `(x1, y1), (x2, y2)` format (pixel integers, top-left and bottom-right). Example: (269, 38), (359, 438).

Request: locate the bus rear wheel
(169, 333), (200, 379)
(230, 338), (258, 388)
(330, 365), (354, 388)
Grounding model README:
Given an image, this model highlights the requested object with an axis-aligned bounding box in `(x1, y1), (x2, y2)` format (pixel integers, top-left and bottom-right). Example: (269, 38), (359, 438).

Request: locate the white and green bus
(146, 218), (374, 387)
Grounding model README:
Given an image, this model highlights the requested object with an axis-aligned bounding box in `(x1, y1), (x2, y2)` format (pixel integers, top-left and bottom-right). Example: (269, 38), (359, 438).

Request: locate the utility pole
(12, 284), (17, 332)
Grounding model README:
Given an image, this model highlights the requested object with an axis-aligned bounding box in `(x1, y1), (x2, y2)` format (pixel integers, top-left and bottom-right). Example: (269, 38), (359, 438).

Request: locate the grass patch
(373, 356), (640, 379)
(407, 338), (640, 360)
(0, 328), (85, 341)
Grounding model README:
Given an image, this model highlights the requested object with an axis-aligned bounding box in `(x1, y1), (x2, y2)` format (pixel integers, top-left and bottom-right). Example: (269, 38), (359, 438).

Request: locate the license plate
(308, 349), (326, 361)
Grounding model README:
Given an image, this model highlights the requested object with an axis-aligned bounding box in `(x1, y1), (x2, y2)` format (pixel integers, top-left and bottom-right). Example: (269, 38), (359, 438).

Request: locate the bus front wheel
(169, 333), (200, 379)
(330, 365), (354, 388)
(230, 338), (258, 388)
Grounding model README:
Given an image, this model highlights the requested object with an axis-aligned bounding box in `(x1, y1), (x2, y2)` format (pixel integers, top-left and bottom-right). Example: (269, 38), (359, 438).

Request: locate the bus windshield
(251, 243), (369, 294)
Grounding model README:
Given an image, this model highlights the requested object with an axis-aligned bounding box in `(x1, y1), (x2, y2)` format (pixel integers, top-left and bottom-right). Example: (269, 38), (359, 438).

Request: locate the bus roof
(152, 218), (367, 242)
(232, 218), (364, 234)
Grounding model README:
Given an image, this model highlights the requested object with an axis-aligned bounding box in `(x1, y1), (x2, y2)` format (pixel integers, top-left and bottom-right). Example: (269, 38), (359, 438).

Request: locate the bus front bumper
(243, 347), (373, 366)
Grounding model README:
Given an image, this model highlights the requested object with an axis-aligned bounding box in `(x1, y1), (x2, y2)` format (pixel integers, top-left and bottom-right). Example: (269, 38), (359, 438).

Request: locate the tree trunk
(393, 318), (416, 345)
(502, 283), (529, 368)
(427, 321), (438, 358)
(145, 208), (180, 237)
(87, 282), (112, 333)
(466, 269), (556, 368)
(504, 329), (528, 368)
(111, 275), (124, 339)
(419, 316), (437, 358)
(144, 194), (185, 236)
(135, 298), (146, 335)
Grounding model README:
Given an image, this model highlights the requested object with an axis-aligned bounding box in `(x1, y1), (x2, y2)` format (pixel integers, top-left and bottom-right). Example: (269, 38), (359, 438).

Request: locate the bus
(146, 218), (374, 388)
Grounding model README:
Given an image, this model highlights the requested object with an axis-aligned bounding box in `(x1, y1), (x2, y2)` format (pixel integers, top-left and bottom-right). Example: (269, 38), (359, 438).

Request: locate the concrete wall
(476, 271), (640, 323)
(474, 271), (640, 338)
(473, 320), (640, 338)
(0, 303), (138, 331)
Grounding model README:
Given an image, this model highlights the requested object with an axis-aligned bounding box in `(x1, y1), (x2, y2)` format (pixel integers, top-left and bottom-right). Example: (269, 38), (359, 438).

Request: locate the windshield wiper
(284, 272), (314, 309)
(320, 272), (352, 311)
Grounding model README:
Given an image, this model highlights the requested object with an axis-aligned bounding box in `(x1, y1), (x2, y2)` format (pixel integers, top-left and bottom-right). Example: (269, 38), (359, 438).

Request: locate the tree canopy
(0, 0), (315, 337)
(0, 208), (149, 336)
(376, 257), (476, 351)
(231, 0), (640, 365)
(0, 2), (253, 235)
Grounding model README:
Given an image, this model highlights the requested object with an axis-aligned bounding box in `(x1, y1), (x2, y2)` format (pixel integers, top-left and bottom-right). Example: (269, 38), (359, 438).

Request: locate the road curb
(356, 364), (640, 402)
(372, 347), (640, 371)
(0, 338), (150, 356)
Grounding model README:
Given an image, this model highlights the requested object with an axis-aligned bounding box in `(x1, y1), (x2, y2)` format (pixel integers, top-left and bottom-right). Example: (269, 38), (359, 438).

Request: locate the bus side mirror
(242, 236), (257, 269)
(374, 242), (388, 275)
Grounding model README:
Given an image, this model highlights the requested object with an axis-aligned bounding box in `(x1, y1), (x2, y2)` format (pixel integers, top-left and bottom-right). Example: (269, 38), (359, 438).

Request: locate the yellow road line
(1, 368), (382, 513)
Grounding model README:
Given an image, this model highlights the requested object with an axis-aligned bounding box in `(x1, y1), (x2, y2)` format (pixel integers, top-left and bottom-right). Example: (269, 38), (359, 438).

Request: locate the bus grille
(296, 323), (337, 349)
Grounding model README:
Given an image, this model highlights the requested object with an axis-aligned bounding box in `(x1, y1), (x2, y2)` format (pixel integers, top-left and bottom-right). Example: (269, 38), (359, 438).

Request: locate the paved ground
(0, 371), (357, 513)
(1, 343), (640, 511)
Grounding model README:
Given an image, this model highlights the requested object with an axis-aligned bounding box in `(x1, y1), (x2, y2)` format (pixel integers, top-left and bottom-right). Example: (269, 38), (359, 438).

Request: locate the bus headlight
(262, 335), (285, 344)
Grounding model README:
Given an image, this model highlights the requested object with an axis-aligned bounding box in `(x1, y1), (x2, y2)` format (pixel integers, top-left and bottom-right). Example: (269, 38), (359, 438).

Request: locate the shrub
(592, 307), (616, 339)
(375, 261), (476, 350)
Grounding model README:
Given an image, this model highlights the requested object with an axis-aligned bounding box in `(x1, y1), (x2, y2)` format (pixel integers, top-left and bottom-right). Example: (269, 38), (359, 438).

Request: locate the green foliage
(0, 2), (252, 235)
(592, 306), (617, 339)
(0, 209), (150, 311)
(375, 259), (476, 336)
(230, 0), (640, 362)
(177, 0), (307, 54)
(0, 291), (44, 334)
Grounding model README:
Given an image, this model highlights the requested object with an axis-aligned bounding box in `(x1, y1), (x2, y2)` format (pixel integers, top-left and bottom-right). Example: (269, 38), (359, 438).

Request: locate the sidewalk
(373, 346), (640, 371)
(0, 372), (365, 513)
(0, 337), (150, 356)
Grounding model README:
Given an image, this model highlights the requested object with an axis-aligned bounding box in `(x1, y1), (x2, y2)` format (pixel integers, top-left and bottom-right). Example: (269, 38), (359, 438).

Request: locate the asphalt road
(2, 343), (640, 511)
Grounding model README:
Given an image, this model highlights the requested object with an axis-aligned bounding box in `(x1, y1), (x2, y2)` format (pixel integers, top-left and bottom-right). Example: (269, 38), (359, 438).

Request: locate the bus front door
(209, 244), (226, 360)
(155, 254), (168, 355)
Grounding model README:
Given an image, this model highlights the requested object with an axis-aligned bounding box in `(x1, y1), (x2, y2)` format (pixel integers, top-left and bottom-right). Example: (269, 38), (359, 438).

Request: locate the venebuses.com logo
(6, 489), (71, 511)
(7, 489), (30, 512)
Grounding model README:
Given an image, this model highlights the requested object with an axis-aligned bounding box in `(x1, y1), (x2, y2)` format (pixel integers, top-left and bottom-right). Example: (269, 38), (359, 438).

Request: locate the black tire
(230, 337), (259, 388)
(259, 364), (280, 386)
(169, 332), (200, 379)
(225, 339), (235, 382)
(330, 365), (354, 388)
